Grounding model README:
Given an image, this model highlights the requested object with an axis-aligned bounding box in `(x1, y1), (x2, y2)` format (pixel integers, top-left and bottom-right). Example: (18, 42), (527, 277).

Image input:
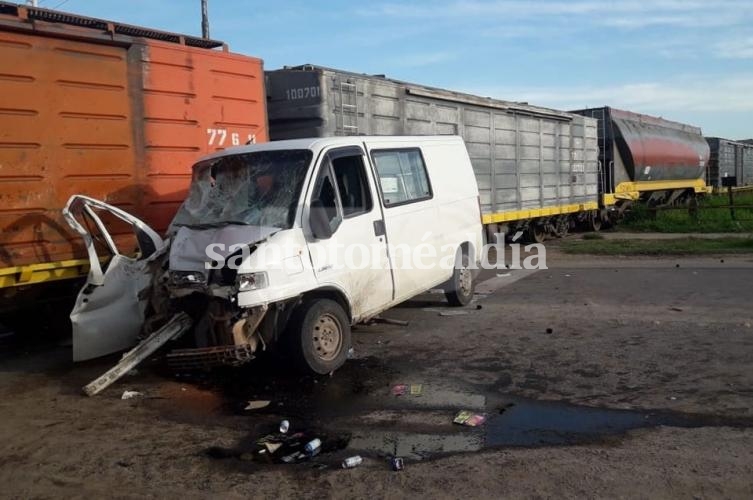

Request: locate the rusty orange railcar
(0, 2), (267, 290)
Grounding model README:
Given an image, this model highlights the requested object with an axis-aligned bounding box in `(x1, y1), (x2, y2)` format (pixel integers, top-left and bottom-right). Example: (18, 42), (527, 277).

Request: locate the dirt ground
(2, 249), (753, 499)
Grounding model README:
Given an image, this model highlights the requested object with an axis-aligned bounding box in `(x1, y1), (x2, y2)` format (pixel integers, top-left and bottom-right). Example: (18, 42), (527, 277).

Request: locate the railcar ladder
(336, 78), (359, 135)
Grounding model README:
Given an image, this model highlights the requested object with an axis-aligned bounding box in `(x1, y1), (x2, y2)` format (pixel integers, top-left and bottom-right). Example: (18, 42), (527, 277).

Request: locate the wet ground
(2, 250), (753, 497)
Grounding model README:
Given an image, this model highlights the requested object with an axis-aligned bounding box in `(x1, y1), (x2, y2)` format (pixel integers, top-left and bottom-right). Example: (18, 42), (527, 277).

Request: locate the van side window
(311, 161), (342, 230)
(371, 149), (432, 207)
(331, 154), (373, 217)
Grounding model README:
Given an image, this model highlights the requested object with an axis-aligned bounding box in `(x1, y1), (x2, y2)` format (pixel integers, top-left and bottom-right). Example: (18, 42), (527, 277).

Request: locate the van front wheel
(444, 252), (474, 307)
(288, 298), (351, 374)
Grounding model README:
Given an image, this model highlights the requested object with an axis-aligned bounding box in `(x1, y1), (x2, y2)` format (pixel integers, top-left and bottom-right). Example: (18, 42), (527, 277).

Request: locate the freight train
(0, 2), (737, 298)
(266, 65), (711, 238)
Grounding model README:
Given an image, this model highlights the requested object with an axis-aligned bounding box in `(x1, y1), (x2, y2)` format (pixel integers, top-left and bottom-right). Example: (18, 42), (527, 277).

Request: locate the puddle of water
(348, 431), (482, 460)
(485, 399), (670, 447)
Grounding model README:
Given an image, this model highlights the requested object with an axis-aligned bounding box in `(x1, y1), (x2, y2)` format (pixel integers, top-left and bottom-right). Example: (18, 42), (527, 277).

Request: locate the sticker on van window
(380, 176), (399, 193)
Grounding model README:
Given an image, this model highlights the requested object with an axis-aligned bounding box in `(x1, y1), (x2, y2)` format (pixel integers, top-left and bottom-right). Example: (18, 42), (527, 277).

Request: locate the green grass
(620, 192), (753, 233)
(561, 237), (753, 256)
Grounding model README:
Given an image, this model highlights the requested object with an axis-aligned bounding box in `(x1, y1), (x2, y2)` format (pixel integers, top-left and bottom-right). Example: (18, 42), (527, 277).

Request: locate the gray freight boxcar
(266, 65), (600, 239)
(706, 137), (753, 188)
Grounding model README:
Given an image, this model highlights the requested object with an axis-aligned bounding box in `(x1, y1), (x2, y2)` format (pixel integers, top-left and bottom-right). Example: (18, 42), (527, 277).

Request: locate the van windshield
(171, 149), (312, 229)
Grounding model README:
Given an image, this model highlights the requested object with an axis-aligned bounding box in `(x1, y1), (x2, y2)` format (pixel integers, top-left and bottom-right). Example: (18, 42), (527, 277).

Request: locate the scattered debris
(496, 272), (511, 277)
(279, 420), (290, 434)
(347, 347), (355, 359)
(244, 400), (271, 410)
(304, 438), (322, 456)
(121, 390), (142, 400)
(453, 410), (487, 427)
(264, 442), (282, 454)
(392, 384), (423, 396)
(475, 304), (483, 310)
(390, 456), (405, 471)
(342, 455), (363, 469)
(669, 307), (684, 312)
(439, 310), (469, 317)
(392, 384), (408, 396)
(545, 328), (553, 334)
(371, 317), (409, 326)
(83, 312), (193, 396)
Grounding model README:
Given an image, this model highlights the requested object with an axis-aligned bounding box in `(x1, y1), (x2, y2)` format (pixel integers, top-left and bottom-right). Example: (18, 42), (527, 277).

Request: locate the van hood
(169, 224), (280, 273)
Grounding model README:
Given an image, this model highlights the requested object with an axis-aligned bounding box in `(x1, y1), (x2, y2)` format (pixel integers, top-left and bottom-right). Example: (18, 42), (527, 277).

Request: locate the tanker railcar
(571, 107), (710, 217)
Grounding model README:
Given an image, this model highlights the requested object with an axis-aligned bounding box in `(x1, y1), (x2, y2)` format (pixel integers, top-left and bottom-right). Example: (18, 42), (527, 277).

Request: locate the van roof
(198, 135), (464, 163)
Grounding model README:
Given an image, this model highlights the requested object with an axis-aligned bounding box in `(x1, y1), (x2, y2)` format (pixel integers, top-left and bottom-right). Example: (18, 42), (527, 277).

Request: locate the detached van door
(305, 146), (394, 319)
(63, 195), (165, 361)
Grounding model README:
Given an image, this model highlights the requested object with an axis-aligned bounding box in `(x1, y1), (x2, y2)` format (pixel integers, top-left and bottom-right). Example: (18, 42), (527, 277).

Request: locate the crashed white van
(64, 136), (483, 388)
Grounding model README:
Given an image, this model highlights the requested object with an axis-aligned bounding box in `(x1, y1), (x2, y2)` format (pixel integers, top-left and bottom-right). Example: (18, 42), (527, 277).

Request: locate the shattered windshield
(171, 149), (313, 229)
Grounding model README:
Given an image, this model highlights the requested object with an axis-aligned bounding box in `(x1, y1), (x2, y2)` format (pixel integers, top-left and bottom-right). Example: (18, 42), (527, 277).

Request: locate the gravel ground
(1, 250), (753, 499)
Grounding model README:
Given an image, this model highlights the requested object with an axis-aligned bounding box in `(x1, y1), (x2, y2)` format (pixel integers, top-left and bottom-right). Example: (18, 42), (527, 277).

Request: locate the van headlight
(237, 272), (268, 291)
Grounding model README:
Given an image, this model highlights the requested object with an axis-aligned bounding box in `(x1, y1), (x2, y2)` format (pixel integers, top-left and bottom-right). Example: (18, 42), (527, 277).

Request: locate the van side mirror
(310, 199), (334, 239)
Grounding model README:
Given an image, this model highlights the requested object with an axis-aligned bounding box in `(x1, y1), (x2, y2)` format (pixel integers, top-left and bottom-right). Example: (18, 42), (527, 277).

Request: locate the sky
(29, 0), (753, 139)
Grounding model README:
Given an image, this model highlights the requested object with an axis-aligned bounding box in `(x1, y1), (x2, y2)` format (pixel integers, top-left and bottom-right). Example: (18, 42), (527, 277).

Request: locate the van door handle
(373, 219), (386, 237)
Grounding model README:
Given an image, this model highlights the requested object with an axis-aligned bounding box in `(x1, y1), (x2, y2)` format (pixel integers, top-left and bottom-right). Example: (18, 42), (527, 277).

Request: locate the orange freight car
(0, 2), (268, 290)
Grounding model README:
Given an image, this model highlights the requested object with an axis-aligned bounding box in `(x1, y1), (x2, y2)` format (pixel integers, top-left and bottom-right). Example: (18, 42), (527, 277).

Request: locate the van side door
(305, 146), (394, 320)
(365, 144), (447, 301)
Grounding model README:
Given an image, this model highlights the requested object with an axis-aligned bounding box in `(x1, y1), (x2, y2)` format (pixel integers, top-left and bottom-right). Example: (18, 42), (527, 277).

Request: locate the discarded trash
(496, 272), (511, 277)
(392, 384), (423, 396)
(475, 304), (482, 310)
(255, 434), (277, 445)
(439, 310), (469, 317)
(121, 390), (142, 400)
(390, 457), (404, 471)
(392, 384), (408, 396)
(279, 420), (290, 434)
(264, 442), (282, 454)
(453, 410), (487, 427)
(304, 438), (322, 456)
(244, 400), (271, 410)
(281, 451), (305, 463)
(342, 455), (363, 469)
(545, 328), (553, 334)
(669, 307), (684, 312)
(347, 347), (355, 359)
(371, 317), (409, 326)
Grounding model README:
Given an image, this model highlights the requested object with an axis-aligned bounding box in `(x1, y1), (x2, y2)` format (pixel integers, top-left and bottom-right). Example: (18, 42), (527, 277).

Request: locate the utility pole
(201, 0), (210, 39)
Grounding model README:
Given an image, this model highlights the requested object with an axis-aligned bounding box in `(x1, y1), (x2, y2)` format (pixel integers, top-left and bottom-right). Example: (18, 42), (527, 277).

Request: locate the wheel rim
(458, 265), (472, 297)
(312, 313), (342, 361)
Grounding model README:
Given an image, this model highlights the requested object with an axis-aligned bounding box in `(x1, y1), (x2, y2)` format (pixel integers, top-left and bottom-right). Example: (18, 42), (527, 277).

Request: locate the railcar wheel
(527, 224), (546, 244)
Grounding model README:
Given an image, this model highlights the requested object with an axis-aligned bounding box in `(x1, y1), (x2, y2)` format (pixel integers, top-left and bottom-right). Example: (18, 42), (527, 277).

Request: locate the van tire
(287, 298), (351, 374)
(444, 251), (474, 307)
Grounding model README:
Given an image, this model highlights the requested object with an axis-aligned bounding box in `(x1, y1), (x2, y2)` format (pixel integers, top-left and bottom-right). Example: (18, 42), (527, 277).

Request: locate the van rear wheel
(445, 251), (474, 307)
(287, 298), (350, 374)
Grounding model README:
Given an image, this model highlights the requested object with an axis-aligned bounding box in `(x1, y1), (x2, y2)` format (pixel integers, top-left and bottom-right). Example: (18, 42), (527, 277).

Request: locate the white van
(64, 136), (483, 377)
